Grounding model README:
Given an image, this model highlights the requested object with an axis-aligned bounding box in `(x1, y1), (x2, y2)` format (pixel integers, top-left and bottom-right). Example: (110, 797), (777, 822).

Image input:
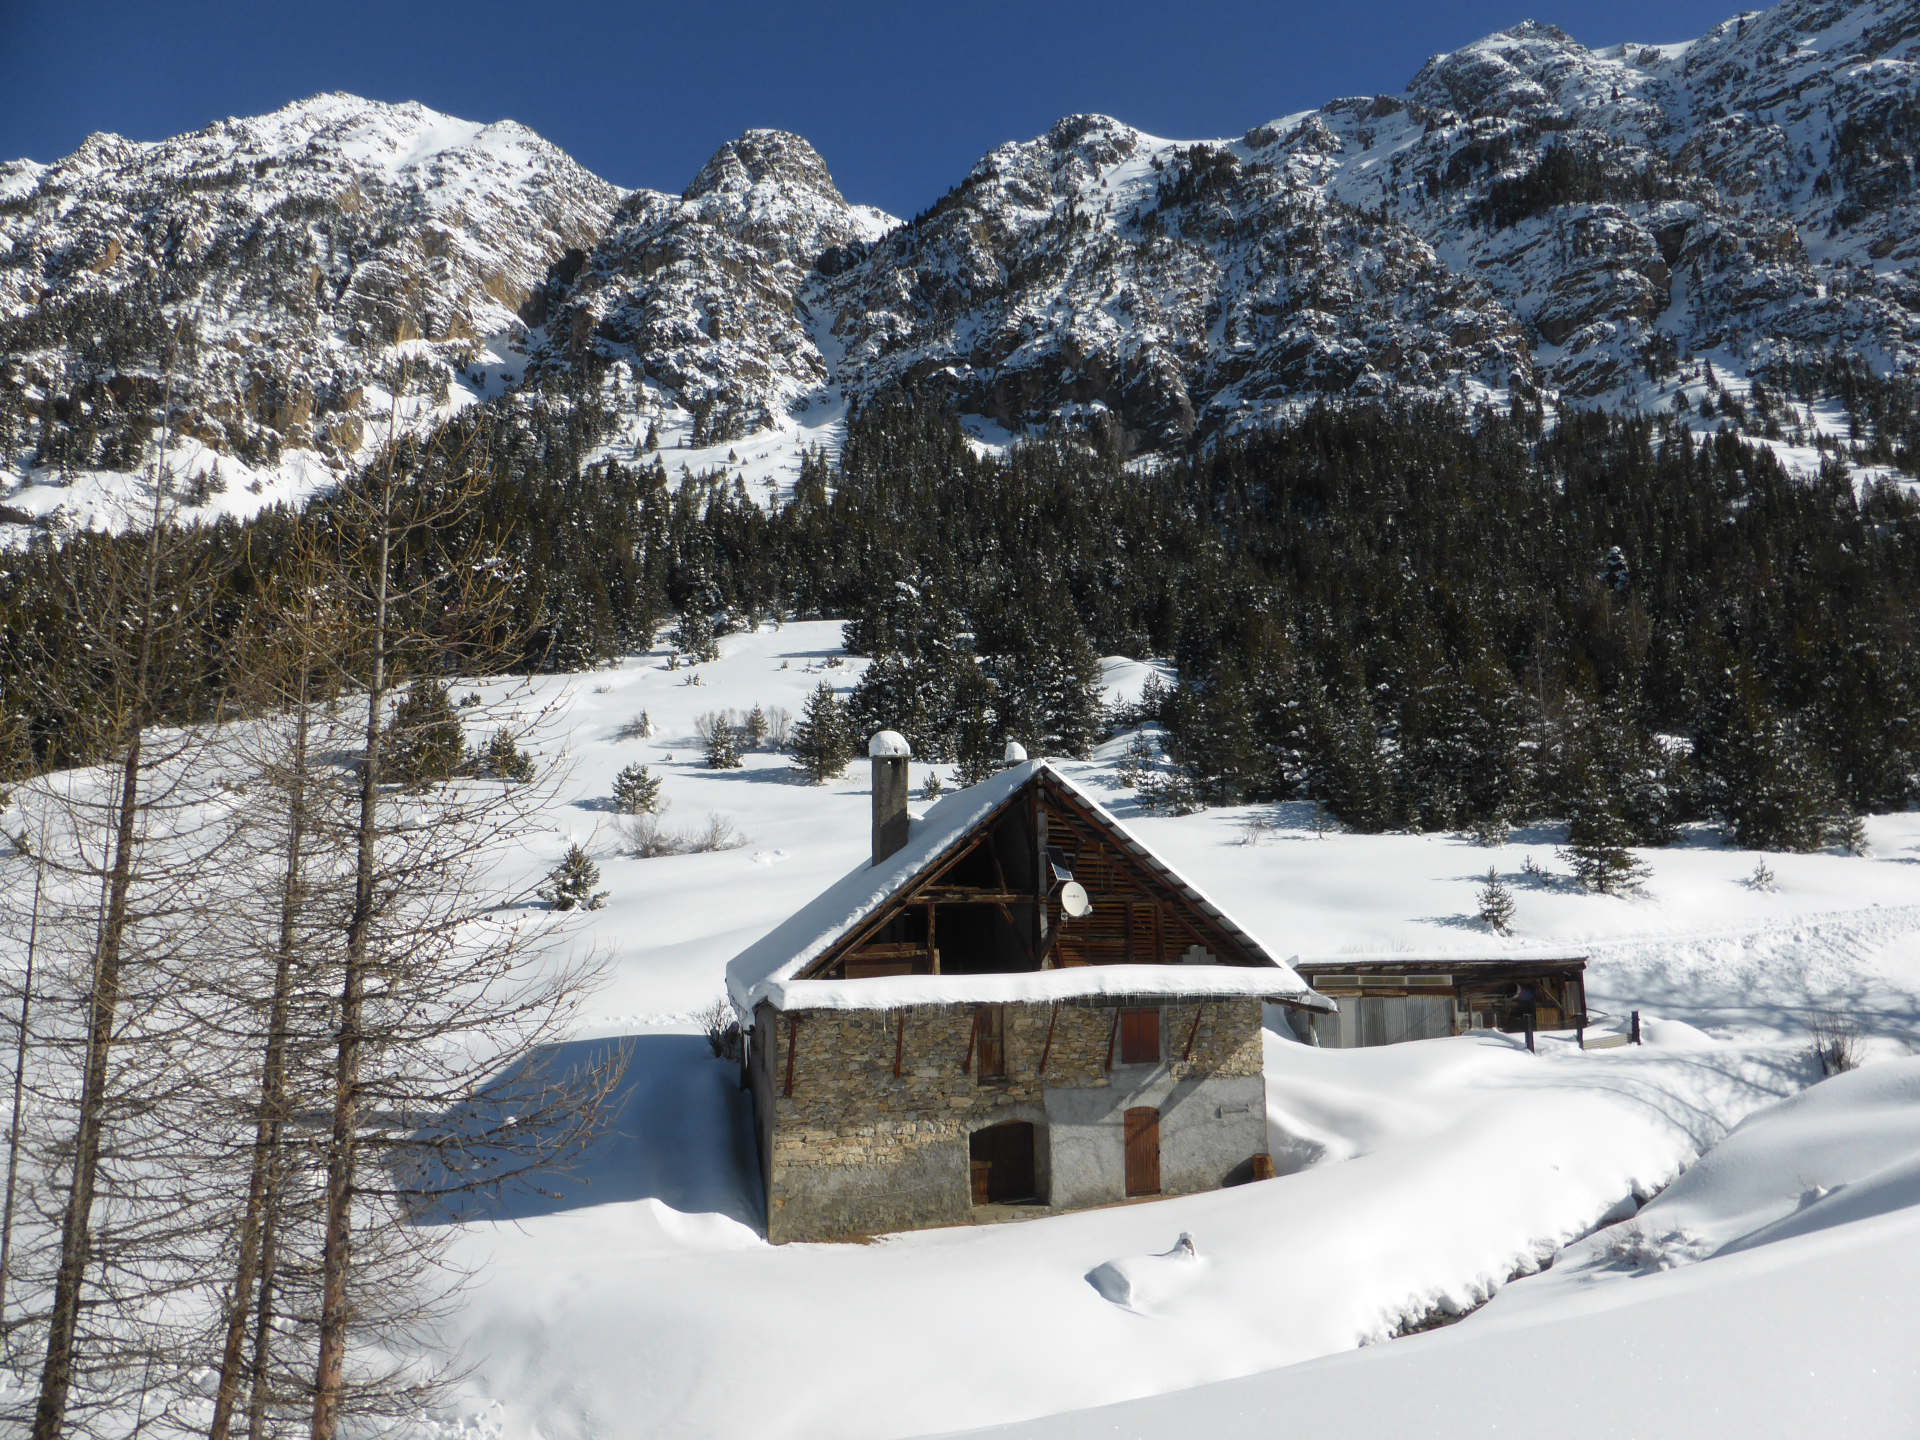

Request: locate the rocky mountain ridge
(3, 0), (1917, 531)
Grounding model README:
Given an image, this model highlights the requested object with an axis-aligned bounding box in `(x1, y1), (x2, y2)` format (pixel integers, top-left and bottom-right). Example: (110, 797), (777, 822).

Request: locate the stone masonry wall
(761, 997), (1264, 1242)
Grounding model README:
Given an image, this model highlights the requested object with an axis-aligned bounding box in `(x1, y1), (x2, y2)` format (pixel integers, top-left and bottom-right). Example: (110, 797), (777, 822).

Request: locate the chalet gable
(725, 760), (1328, 1014)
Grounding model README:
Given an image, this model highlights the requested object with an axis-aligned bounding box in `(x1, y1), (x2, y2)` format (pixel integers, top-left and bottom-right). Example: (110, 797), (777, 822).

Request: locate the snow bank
(439, 1028), (1808, 1438)
(970, 1059), (1920, 1440)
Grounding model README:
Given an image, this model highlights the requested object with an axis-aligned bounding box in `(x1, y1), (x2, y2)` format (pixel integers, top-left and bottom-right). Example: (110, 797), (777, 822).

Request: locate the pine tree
(1477, 866), (1516, 934)
(612, 763), (663, 815)
(1561, 791), (1650, 894)
(705, 719), (743, 770)
(1828, 811), (1869, 856)
(670, 610), (719, 663)
(743, 704), (769, 749)
(952, 698), (1001, 788)
(482, 728), (536, 783)
(1116, 729), (1157, 787)
(790, 682), (853, 783)
(1719, 715), (1835, 852)
(539, 844), (608, 911)
(386, 678), (466, 786)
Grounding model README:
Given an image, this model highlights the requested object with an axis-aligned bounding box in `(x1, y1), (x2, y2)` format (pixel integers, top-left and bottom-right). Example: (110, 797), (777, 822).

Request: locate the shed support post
(1631, 1009), (1642, 1045)
(893, 1011), (905, 1078)
(962, 1009), (980, 1075)
(1103, 1008), (1120, 1072)
(783, 1017), (799, 1097)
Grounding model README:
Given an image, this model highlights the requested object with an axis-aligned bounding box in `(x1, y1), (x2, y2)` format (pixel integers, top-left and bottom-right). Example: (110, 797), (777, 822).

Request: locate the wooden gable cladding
(802, 768), (1269, 982)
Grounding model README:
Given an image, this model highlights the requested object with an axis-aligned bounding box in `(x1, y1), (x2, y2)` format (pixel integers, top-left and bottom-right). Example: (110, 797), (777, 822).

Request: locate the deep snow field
(11, 619), (1920, 1437)
(387, 621), (1920, 1439)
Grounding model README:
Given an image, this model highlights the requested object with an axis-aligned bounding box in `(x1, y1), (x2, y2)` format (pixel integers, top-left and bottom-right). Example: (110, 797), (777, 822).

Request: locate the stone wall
(757, 996), (1268, 1243)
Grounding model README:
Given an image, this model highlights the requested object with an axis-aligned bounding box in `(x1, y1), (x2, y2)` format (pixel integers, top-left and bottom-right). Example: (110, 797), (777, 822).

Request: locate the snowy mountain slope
(0, 93), (624, 526)
(1295, 0), (1920, 402)
(525, 0), (1920, 462)
(812, 115), (1533, 450)
(4, 0), (1919, 531)
(526, 128), (899, 447)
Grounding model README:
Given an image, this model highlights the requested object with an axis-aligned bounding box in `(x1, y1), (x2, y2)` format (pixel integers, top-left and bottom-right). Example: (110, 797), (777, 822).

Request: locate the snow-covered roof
(1294, 951), (1588, 971)
(761, 964), (1329, 1014)
(724, 761), (1331, 1014)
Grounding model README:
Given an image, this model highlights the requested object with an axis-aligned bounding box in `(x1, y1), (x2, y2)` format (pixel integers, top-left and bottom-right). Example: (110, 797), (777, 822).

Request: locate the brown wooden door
(1124, 1107), (1160, 1197)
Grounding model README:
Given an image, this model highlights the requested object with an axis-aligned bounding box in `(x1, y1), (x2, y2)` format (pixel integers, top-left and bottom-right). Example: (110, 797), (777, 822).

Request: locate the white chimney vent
(869, 729), (911, 759)
(1003, 740), (1029, 764)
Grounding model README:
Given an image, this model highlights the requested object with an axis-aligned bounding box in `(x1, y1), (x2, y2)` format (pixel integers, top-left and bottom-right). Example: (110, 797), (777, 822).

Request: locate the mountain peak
(685, 129), (844, 205)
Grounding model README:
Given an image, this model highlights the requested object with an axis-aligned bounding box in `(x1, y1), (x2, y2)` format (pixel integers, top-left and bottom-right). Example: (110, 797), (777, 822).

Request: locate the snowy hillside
(119, 619), (1900, 1440)
(1, 620), (1916, 1434)
(974, 1059), (1920, 1440)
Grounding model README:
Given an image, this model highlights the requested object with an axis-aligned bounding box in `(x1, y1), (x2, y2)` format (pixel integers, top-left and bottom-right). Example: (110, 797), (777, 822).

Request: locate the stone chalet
(726, 734), (1334, 1244)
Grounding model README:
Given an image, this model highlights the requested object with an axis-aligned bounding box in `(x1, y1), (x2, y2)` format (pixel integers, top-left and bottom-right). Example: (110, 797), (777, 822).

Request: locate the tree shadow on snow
(411, 1033), (762, 1231)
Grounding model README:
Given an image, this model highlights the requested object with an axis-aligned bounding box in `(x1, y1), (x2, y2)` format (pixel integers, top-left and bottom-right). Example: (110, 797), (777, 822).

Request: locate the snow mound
(1086, 1233), (1206, 1314)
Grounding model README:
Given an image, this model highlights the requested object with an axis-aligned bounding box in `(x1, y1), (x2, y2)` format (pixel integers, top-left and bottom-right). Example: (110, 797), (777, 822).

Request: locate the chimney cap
(1003, 740), (1029, 764)
(868, 730), (912, 759)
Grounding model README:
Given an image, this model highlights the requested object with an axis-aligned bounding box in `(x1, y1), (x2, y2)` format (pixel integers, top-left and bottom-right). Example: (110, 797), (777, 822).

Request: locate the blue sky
(3, 0), (1752, 218)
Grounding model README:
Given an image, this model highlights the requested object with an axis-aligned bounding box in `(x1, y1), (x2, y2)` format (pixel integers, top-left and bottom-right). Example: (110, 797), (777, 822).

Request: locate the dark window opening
(938, 901), (1039, 975)
(969, 1120), (1039, 1204)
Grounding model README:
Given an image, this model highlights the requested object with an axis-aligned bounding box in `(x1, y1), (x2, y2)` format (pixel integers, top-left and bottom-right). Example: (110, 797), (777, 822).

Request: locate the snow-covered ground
(4, 619), (1914, 1436)
(288, 619), (1918, 1439)
(971, 1059), (1920, 1440)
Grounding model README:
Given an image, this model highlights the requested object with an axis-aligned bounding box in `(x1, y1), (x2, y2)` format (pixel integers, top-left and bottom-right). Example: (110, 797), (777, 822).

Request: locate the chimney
(869, 730), (912, 866)
(1002, 740), (1028, 767)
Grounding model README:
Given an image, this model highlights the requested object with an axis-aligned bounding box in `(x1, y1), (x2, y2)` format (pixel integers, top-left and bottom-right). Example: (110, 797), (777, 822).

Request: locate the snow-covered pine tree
(385, 677), (466, 786)
(1561, 790), (1649, 894)
(670, 610), (720, 663)
(1829, 811), (1869, 856)
(1718, 714), (1836, 852)
(539, 844), (608, 911)
(1116, 729), (1157, 787)
(705, 717), (743, 770)
(612, 762), (664, 815)
(1477, 866), (1516, 934)
(790, 682), (853, 783)
(483, 728), (536, 783)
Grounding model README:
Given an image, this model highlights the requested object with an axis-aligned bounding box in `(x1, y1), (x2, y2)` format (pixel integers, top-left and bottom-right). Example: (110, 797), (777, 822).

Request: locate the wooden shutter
(1124, 1107), (1161, 1197)
(1118, 1007), (1160, 1065)
(976, 1005), (1006, 1080)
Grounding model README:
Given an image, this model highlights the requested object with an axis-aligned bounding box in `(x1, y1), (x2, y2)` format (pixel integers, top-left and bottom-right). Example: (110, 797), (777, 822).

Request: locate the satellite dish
(1058, 881), (1092, 919)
